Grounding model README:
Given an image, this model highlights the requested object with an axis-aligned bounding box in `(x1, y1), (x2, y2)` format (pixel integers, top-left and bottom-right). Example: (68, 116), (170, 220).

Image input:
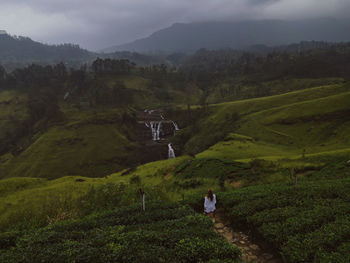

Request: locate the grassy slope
(0, 74), (198, 180)
(0, 176), (100, 230)
(0, 90), (28, 144)
(1, 84), (350, 231)
(0, 155), (231, 230)
(0, 157), (192, 230)
(0, 75), (171, 179)
(207, 77), (344, 104)
(1, 108), (138, 179)
(191, 83), (350, 163)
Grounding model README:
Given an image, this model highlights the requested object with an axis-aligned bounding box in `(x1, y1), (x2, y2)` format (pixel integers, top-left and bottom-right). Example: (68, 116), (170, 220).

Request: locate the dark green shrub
(175, 237), (241, 262)
(209, 178), (350, 262)
(1, 202), (242, 263)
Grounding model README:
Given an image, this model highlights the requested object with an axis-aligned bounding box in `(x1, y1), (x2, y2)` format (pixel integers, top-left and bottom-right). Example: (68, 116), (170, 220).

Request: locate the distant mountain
(104, 18), (350, 53)
(0, 34), (94, 69)
(0, 34), (170, 70)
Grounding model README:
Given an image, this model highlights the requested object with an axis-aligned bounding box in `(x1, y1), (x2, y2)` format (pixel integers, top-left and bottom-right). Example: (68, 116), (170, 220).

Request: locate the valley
(0, 44), (350, 262)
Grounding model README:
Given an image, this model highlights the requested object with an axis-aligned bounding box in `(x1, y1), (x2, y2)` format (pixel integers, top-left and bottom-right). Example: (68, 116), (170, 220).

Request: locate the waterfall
(172, 121), (180, 131)
(63, 92), (70, 100)
(168, 144), (176, 159)
(147, 121), (162, 141)
(144, 109), (155, 114)
(156, 122), (161, 140)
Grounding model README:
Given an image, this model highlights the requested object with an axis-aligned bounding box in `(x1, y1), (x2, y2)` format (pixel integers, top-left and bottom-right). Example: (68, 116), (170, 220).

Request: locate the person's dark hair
(207, 189), (214, 201)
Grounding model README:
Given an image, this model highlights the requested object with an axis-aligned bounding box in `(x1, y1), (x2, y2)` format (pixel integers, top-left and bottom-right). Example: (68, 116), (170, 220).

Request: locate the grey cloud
(0, 0), (349, 50)
(248, 0), (281, 5)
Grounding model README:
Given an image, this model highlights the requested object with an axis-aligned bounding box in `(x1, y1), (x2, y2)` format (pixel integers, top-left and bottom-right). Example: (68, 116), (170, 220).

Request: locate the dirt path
(213, 212), (282, 263)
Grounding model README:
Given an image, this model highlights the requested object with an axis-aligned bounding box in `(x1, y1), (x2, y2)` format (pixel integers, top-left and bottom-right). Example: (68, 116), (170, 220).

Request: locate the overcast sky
(0, 0), (349, 51)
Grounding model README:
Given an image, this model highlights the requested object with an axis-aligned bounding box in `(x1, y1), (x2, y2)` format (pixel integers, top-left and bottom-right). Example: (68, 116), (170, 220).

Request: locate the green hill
(1, 111), (136, 179)
(1, 83), (350, 262)
(2, 83), (350, 231)
(179, 83), (350, 161)
(1, 44), (350, 262)
(0, 71), (201, 179)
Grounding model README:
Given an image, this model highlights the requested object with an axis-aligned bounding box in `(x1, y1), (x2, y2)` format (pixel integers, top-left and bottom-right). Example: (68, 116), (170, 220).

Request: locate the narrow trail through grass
(214, 211), (282, 263)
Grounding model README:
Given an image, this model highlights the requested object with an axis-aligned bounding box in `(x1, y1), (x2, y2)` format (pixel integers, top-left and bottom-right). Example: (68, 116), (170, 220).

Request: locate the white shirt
(204, 194), (216, 213)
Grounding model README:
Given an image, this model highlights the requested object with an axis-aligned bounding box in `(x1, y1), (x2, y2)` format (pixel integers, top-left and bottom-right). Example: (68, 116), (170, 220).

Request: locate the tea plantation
(186, 178), (350, 263)
(0, 202), (241, 263)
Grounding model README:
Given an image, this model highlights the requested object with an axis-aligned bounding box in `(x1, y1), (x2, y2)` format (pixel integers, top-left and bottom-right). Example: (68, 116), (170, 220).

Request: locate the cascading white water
(144, 109), (155, 114)
(156, 122), (161, 140)
(168, 144), (175, 159)
(63, 92), (70, 100)
(146, 121), (162, 140)
(142, 110), (179, 159)
(172, 121), (180, 131)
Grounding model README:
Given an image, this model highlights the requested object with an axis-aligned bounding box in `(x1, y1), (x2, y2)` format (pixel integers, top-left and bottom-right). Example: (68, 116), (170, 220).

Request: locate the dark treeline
(179, 42), (350, 100)
(181, 42), (350, 80)
(1, 41), (350, 112)
(2, 41), (350, 103)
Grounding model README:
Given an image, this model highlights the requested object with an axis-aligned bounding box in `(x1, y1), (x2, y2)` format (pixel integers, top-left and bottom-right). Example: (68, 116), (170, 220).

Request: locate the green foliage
(185, 178), (350, 262)
(0, 230), (19, 249)
(0, 202), (241, 263)
(1, 109), (140, 179)
(310, 158), (350, 179)
(173, 179), (203, 189)
(175, 237), (240, 262)
(174, 158), (250, 180)
(179, 83), (350, 181)
(129, 174), (141, 185)
(80, 182), (129, 213)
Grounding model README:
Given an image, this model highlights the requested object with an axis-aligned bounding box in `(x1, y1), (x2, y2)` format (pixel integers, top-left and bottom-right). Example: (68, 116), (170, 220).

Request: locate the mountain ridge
(104, 18), (350, 53)
(0, 34), (94, 70)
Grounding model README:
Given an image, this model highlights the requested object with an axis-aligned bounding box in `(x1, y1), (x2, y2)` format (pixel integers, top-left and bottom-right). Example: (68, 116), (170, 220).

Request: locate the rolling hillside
(2, 82), (349, 180)
(0, 72), (200, 179)
(2, 83), (349, 230)
(1, 82), (350, 263)
(179, 83), (350, 161)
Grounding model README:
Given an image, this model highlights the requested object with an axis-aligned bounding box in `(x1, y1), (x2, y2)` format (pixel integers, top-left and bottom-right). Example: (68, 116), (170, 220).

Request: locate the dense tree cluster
(181, 42), (350, 81)
(178, 42), (350, 99)
(91, 58), (136, 75)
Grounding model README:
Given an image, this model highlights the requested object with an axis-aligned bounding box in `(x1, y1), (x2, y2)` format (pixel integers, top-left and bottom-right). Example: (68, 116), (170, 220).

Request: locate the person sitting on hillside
(204, 189), (216, 222)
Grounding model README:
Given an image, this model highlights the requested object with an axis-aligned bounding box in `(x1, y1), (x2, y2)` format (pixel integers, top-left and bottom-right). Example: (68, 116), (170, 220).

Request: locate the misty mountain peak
(105, 19), (350, 54)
